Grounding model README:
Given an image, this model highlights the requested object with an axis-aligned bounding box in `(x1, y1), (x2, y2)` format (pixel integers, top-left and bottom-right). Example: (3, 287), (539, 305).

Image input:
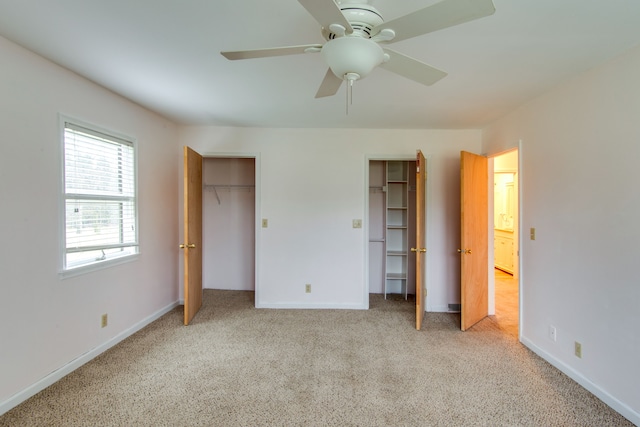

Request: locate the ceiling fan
(221, 0), (495, 99)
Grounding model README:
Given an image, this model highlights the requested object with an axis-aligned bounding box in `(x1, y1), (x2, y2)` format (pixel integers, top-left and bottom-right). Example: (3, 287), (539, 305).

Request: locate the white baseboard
(256, 301), (366, 310)
(0, 301), (179, 416)
(521, 336), (639, 426)
(428, 305), (453, 313)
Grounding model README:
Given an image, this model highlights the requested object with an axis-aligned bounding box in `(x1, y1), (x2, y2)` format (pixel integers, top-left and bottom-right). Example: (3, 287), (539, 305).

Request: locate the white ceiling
(1, 0), (640, 129)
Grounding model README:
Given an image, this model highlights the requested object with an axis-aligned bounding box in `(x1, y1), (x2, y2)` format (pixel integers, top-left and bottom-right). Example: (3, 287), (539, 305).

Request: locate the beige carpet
(1, 290), (632, 426)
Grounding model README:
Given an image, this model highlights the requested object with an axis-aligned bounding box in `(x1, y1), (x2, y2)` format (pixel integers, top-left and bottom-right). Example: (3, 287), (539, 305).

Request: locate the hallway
(494, 268), (519, 337)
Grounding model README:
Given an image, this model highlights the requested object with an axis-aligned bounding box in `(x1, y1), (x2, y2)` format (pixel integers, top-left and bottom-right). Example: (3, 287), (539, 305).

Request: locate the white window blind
(63, 121), (138, 270)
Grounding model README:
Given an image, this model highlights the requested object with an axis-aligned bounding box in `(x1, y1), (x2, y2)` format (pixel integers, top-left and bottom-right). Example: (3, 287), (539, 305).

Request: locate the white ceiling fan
(221, 0), (496, 99)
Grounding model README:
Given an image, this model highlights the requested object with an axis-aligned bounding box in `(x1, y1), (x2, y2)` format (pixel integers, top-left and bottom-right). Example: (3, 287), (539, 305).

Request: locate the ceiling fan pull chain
(346, 77), (349, 115)
(350, 78), (354, 106)
(344, 72), (359, 115)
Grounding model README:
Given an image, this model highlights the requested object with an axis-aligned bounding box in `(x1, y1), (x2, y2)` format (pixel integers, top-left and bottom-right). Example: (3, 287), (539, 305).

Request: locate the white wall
(483, 45), (640, 424)
(179, 127), (481, 311)
(0, 36), (180, 412)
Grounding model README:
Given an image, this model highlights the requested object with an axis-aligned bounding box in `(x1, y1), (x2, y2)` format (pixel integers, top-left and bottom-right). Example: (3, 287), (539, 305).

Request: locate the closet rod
(204, 184), (255, 189)
(204, 184), (255, 205)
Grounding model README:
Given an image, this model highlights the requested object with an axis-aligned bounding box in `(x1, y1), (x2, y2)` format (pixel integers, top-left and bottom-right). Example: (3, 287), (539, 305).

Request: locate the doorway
(368, 159), (417, 299)
(202, 157), (256, 291)
(491, 149), (519, 336)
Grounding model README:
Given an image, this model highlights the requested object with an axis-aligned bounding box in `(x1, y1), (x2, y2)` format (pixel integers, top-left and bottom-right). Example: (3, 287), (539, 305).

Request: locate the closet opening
(368, 159), (417, 301)
(202, 157), (256, 293)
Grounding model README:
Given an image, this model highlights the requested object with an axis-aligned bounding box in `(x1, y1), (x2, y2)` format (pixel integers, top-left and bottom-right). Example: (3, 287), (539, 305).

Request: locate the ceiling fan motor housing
(324, 2), (384, 39)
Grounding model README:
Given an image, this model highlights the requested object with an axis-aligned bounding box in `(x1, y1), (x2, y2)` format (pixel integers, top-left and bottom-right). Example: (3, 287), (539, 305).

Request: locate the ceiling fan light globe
(321, 37), (384, 80)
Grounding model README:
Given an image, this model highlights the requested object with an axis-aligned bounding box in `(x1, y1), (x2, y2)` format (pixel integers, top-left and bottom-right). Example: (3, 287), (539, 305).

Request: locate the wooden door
(412, 150), (427, 330)
(460, 151), (488, 331)
(182, 146), (203, 326)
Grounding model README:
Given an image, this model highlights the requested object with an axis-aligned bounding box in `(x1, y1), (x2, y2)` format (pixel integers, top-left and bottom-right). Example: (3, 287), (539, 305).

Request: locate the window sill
(59, 253), (139, 279)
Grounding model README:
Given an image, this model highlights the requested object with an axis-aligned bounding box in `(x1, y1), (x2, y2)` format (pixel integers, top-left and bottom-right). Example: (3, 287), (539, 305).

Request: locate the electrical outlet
(305, 284), (311, 293)
(549, 325), (557, 342)
(574, 341), (582, 358)
(352, 219), (362, 228)
(101, 313), (108, 328)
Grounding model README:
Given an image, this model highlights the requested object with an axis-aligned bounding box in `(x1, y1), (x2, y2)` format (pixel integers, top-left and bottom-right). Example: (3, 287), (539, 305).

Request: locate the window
(62, 119), (138, 272)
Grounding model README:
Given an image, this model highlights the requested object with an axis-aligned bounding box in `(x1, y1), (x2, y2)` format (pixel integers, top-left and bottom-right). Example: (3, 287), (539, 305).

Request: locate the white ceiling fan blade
(372, 0), (495, 43)
(380, 49), (448, 86)
(221, 44), (322, 60)
(298, 0), (353, 35)
(315, 68), (343, 98)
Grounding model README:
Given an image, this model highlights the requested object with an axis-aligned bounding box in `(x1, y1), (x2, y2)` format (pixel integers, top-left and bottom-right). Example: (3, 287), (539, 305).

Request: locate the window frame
(59, 115), (139, 278)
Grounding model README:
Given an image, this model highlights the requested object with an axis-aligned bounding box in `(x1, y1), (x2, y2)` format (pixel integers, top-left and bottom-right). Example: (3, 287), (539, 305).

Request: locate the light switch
(530, 227), (536, 240)
(352, 219), (362, 229)
(262, 218), (268, 228)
